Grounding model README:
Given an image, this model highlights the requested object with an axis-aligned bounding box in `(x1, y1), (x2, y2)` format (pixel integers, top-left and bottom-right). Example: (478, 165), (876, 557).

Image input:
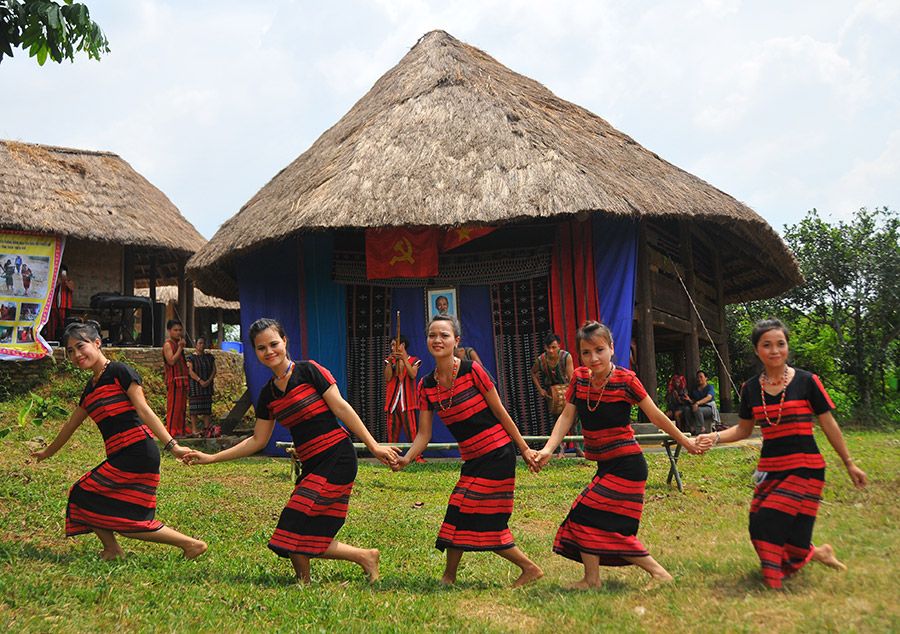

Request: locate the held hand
(683, 439), (703, 455)
(520, 448), (537, 471)
(170, 445), (192, 460)
(373, 445), (400, 468)
(182, 450), (214, 466)
(847, 463), (867, 489)
(695, 434), (715, 452)
(391, 455), (411, 472)
(533, 448), (554, 471)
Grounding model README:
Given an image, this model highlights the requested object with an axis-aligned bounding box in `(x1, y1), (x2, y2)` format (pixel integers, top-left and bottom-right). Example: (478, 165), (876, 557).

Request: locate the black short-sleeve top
(79, 361), (151, 457)
(255, 361), (348, 462)
(417, 360), (511, 461)
(566, 365), (648, 462)
(739, 369), (831, 472)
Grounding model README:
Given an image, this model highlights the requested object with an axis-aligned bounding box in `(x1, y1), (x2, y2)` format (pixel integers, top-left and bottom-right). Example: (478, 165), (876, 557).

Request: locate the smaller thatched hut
(135, 285), (239, 346)
(0, 140), (206, 343)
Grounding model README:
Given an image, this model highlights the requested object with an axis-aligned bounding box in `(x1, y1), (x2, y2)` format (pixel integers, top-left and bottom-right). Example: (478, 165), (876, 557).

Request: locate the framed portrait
(426, 287), (457, 321)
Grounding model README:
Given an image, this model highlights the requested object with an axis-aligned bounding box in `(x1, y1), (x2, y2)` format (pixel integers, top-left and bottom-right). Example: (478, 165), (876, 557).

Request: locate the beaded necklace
(91, 360), (111, 386)
(586, 364), (615, 413)
(436, 357), (460, 412)
(276, 360), (295, 381)
(759, 366), (790, 426)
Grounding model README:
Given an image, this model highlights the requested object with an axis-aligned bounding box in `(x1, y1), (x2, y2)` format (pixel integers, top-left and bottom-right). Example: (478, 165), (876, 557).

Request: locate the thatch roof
(134, 285), (239, 311)
(0, 141), (205, 255)
(188, 30), (802, 302)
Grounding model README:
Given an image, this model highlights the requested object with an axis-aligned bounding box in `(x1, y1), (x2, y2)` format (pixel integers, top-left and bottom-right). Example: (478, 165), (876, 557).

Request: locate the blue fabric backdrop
(592, 217), (639, 369)
(236, 239), (301, 453)
(237, 235), (347, 455)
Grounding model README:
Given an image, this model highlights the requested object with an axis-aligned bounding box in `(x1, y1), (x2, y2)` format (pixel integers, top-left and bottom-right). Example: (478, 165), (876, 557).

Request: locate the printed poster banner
(0, 231), (65, 361)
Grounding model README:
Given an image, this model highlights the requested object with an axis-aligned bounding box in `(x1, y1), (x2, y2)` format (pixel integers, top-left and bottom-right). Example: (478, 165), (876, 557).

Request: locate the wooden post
(679, 222), (701, 383)
(714, 251), (734, 412)
(636, 222), (657, 401)
(148, 256), (159, 346)
(184, 282), (195, 341)
(217, 308), (225, 347)
(122, 246), (136, 343)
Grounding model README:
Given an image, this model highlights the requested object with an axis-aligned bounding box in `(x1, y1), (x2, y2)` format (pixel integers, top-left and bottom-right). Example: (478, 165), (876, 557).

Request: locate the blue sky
(1, 0), (897, 239)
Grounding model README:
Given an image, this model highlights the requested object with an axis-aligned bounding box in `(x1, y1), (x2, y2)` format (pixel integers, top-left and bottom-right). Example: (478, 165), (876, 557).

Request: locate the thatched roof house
(0, 140), (206, 343)
(188, 31), (804, 446)
(189, 30), (801, 303)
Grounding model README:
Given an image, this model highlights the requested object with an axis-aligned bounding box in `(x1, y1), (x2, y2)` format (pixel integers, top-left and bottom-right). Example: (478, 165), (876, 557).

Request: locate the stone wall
(0, 348), (246, 406)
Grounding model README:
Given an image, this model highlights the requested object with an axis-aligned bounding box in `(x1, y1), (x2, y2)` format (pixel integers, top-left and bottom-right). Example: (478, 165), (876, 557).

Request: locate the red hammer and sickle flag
(365, 227), (440, 280)
(440, 225), (496, 251)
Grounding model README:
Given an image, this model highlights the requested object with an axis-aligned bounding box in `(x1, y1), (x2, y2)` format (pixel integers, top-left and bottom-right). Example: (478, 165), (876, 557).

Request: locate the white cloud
(0, 0), (896, 237)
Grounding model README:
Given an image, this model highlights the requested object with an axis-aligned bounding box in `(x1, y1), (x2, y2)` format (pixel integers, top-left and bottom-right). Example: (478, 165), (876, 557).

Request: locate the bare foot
(511, 564), (544, 588)
(565, 578), (601, 590)
(643, 571), (674, 590)
(440, 574), (456, 586)
(182, 540), (208, 560)
(99, 546), (125, 561)
(812, 544), (847, 571)
(360, 549), (380, 583)
(295, 574), (311, 585)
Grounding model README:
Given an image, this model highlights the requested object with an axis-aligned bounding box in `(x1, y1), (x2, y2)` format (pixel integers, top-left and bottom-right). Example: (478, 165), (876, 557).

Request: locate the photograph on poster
(0, 326), (12, 344)
(0, 301), (16, 321)
(20, 302), (41, 322)
(426, 287), (457, 321)
(16, 326), (34, 343)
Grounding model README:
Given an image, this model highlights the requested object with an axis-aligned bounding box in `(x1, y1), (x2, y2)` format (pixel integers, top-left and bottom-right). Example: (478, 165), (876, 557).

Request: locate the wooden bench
(276, 432), (689, 492)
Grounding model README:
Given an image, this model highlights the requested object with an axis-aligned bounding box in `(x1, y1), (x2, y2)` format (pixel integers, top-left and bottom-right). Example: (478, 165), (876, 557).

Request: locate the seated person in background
(684, 369), (718, 435)
(665, 374), (691, 432)
(531, 333), (580, 457)
(454, 343), (482, 365)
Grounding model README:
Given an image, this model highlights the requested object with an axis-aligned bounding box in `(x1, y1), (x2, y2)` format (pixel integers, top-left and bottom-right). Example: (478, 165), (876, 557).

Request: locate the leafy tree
(0, 0), (108, 65)
(729, 207), (899, 424)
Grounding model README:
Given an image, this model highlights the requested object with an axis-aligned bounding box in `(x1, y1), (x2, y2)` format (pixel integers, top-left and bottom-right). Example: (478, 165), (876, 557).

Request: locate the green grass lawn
(1, 427), (897, 633)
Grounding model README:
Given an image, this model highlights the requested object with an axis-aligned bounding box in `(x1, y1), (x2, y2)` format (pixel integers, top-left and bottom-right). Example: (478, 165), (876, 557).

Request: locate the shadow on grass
(0, 540), (78, 565)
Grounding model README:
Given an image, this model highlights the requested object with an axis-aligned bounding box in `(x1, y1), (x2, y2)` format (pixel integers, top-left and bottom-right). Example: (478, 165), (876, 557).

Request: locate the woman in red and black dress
(184, 318), (399, 583)
(532, 321), (698, 589)
(31, 322), (207, 560)
(393, 315), (544, 587)
(696, 319), (867, 589)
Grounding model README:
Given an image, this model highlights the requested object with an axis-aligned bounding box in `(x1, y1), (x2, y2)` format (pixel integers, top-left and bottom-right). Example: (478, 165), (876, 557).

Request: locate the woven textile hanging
(345, 284), (392, 441)
(490, 277), (552, 436)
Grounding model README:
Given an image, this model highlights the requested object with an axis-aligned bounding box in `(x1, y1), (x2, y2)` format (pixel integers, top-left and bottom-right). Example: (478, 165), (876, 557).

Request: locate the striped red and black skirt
(436, 443), (516, 552)
(66, 437), (164, 537)
(553, 453), (649, 565)
(268, 438), (357, 558)
(749, 466), (825, 589)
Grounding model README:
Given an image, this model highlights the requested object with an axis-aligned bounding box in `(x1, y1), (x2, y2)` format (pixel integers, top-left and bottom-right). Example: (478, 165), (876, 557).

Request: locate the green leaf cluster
(728, 207), (900, 425)
(0, 0), (109, 65)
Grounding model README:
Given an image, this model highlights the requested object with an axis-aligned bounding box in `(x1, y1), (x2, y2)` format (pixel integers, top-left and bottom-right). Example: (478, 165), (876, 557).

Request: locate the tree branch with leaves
(0, 0), (108, 65)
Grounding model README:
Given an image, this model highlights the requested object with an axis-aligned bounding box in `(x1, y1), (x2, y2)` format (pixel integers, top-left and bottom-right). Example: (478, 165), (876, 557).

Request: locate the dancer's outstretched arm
(533, 403), (578, 470)
(30, 407), (88, 462)
(322, 385), (399, 467)
(636, 396), (701, 455)
(482, 387), (534, 466)
(184, 418), (276, 465)
(818, 411), (867, 488)
(128, 384), (190, 459)
(393, 410), (432, 469)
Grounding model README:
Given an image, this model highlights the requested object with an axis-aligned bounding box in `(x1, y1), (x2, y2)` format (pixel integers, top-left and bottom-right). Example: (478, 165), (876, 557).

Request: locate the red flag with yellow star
(440, 225), (495, 252)
(366, 227), (439, 280)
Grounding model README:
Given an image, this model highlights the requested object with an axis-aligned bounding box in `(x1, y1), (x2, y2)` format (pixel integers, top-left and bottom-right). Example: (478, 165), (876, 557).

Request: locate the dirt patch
(457, 599), (544, 632)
